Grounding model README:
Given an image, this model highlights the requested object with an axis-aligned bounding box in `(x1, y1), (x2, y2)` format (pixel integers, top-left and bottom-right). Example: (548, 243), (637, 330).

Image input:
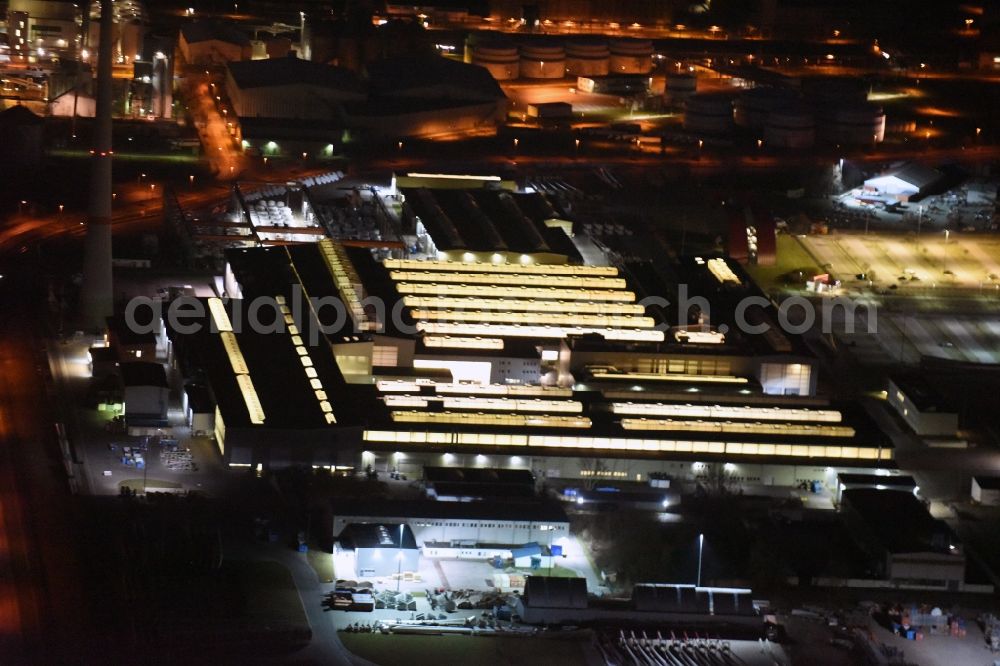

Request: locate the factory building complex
(159, 175), (895, 497)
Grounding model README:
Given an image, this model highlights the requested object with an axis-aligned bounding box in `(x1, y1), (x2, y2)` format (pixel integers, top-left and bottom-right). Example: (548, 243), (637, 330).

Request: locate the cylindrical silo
(565, 40), (609, 77)
(665, 72), (697, 105)
(764, 106), (815, 149)
(734, 86), (798, 130)
(520, 43), (565, 79)
(609, 39), (653, 74)
(470, 43), (520, 81)
(818, 102), (886, 144)
(683, 93), (735, 134)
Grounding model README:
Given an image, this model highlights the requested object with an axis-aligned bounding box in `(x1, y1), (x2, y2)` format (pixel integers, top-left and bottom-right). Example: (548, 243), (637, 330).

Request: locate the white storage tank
(520, 44), (566, 79)
(470, 43), (520, 80)
(665, 72), (697, 104)
(819, 102), (886, 145)
(764, 106), (815, 149)
(734, 86), (798, 129)
(565, 40), (609, 77)
(609, 39), (653, 74)
(683, 93), (735, 134)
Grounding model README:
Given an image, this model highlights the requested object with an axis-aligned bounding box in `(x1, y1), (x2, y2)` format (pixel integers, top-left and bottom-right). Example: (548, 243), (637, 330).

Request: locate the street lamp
(696, 533), (705, 586)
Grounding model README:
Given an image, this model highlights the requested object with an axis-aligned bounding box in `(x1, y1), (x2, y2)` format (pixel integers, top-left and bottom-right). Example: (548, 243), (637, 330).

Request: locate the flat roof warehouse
(166, 240), (894, 474)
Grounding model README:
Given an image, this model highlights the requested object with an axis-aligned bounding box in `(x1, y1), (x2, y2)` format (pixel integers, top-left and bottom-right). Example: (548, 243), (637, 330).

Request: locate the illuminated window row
(396, 283), (636, 302)
(390, 270), (627, 290)
(235, 375), (266, 425)
(703, 257), (741, 285)
(385, 395), (583, 414)
(362, 430), (892, 460)
(410, 309), (655, 329)
(591, 371), (749, 384)
(209, 297), (233, 332)
(389, 411), (592, 428)
(404, 296), (646, 315)
(674, 330), (726, 344)
(443, 397), (583, 413)
(620, 418), (856, 437)
(375, 380), (573, 397)
(416, 322), (666, 342)
(611, 402), (843, 423)
(422, 335), (505, 350)
(318, 240), (377, 332)
(217, 330), (265, 424)
(384, 395), (583, 413)
(384, 259), (620, 276)
(276, 296), (337, 424)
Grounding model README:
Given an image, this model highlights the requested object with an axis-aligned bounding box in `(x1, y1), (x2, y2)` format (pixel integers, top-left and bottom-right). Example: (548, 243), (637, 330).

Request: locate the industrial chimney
(79, 0), (114, 328)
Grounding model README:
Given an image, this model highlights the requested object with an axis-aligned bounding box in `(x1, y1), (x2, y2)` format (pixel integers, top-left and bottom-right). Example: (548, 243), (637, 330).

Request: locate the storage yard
(800, 234), (1000, 293)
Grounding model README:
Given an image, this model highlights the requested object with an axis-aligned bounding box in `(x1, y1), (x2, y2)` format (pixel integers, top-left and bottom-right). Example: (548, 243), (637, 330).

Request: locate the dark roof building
(227, 57), (363, 92)
(120, 362), (168, 388)
(366, 56), (506, 102)
(180, 22), (250, 46)
(840, 488), (966, 586)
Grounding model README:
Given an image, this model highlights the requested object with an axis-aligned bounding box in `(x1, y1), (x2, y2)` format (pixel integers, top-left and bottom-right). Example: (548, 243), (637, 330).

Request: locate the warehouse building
(179, 22), (252, 65)
(971, 477), (1000, 506)
(120, 361), (169, 430)
(863, 163), (944, 202)
(516, 577), (759, 626)
(423, 466), (537, 501)
(163, 231), (895, 491)
(334, 523), (419, 578)
(227, 56), (365, 121)
(226, 56), (364, 156)
(840, 488), (965, 589)
(331, 498), (570, 553)
(887, 374), (959, 437)
(227, 55), (508, 147)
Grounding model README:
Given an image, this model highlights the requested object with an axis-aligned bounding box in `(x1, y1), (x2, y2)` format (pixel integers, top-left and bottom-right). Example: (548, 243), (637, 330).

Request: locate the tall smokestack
(80, 0), (114, 328)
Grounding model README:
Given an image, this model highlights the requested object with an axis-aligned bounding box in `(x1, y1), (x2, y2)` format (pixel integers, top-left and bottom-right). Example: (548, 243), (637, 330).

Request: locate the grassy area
(119, 478), (181, 492)
(745, 234), (821, 295)
(340, 633), (590, 666)
(230, 559), (309, 630)
(307, 547), (335, 584)
(514, 564), (579, 578)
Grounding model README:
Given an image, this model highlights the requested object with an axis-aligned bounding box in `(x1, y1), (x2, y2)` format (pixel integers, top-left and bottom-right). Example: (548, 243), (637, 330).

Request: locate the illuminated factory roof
(386, 259), (665, 345)
(360, 379), (892, 465)
(167, 297), (360, 431)
(400, 186), (580, 258)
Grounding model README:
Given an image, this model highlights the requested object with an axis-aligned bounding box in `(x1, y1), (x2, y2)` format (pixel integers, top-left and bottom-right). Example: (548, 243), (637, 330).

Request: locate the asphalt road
(0, 262), (90, 663)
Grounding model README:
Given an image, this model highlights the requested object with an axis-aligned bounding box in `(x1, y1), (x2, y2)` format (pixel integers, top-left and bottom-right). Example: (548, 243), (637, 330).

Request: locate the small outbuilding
(863, 163), (943, 202)
(972, 477), (1000, 506)
(335, 523), (419, 579)
(120, 362), (170, 428)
